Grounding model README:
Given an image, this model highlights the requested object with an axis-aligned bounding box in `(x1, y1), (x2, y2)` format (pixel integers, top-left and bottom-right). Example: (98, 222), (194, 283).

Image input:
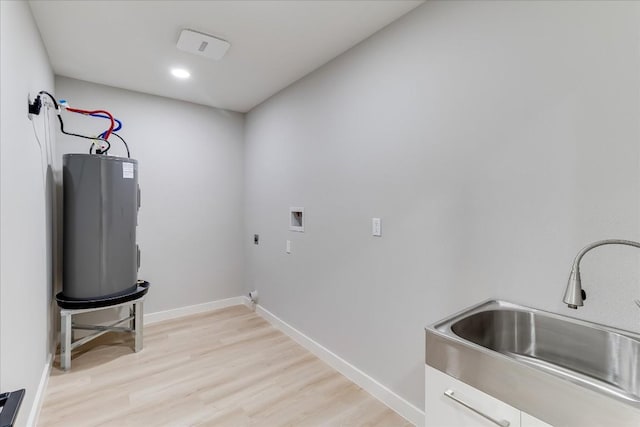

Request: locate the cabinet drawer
(426, 365), (521, 427)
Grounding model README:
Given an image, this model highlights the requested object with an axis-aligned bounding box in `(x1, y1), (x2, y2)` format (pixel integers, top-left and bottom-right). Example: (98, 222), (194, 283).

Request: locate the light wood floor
(40, 305), (411, 426)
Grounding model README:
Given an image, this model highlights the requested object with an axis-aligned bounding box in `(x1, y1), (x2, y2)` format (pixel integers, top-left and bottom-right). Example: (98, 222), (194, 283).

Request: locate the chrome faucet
(564, 239), (640, 309)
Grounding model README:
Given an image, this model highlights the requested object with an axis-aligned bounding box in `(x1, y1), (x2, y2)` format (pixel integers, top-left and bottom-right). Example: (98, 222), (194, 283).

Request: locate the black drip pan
(56, 281), (150, 310)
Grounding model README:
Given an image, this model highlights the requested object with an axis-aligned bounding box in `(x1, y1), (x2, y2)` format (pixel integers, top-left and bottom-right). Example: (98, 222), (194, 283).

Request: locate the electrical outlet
(254, 234), (259, 245)
(286, 240), (291, 253)
(27, 93), (42, 117)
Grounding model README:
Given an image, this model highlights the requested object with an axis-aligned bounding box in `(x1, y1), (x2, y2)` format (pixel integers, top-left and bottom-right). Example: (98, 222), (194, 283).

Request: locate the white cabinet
(426, 365), (521, 427)
(426, 365), (555, 427)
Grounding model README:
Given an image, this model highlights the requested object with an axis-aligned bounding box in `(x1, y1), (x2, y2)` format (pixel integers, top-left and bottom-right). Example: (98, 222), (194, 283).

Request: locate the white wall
(0, 1), (56, 425)
(54, 77), (246, 314)
(244, 1), (640, 410)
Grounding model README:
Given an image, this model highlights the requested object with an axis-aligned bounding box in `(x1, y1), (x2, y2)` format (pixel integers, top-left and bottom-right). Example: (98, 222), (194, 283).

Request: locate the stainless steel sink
(451, 308), (640, 403)
(426, 300), (640, 427)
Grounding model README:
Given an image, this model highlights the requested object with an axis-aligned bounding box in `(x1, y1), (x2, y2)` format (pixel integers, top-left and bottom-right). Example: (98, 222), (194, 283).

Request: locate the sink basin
(426, 300), (640, 427)
(451, 308), (640, 403)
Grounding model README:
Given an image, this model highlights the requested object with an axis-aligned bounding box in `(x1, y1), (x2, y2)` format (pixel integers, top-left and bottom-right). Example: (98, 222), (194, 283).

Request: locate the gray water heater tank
(63, 154), (139, 300)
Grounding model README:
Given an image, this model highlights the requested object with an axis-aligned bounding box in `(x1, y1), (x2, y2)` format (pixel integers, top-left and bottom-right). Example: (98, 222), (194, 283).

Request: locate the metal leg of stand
(129, 305), (135, 330)
(134, 300), (143, 352)
(58, 296), (145, 369)
(61, 311), (72, 371)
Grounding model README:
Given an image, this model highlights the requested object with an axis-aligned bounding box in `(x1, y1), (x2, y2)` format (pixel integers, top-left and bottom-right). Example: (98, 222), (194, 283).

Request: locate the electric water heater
(62, 154), (139, 300)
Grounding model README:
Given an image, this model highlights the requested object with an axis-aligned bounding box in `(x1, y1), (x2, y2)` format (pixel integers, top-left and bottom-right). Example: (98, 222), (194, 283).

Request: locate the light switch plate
(372, 218), (381, 237)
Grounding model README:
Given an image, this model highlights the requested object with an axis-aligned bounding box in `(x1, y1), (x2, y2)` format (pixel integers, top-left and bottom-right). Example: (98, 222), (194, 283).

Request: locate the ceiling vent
(177, 29), (230, 60)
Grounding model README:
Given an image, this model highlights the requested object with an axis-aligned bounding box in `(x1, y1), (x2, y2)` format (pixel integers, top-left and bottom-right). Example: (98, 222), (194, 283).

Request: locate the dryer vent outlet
(248, 290), (259, 303)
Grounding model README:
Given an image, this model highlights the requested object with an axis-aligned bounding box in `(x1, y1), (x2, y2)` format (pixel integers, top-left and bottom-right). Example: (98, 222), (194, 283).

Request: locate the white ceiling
(29, 1), (423, 113)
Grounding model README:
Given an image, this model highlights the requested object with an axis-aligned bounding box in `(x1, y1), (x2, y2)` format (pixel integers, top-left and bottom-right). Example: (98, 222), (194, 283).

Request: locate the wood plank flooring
(39, 305), (411, 426)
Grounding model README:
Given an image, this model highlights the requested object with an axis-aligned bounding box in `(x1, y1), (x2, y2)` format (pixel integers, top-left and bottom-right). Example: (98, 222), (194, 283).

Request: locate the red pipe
(66, 107), (116, 140)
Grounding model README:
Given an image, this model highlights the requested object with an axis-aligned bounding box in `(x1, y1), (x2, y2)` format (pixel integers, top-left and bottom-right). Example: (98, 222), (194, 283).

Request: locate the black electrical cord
(56, 112), (111, 153)
(64, 122), (110, 151)
(38, 91), (59, 109)
(110, 132), (130, 158)
(37, 90), (111, 154)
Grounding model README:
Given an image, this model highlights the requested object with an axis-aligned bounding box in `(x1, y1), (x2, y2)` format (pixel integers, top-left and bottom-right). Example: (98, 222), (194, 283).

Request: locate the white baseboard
(26, 353), (53, 427)
(255, 304), (425, 426)
(144, 296), (247, 324)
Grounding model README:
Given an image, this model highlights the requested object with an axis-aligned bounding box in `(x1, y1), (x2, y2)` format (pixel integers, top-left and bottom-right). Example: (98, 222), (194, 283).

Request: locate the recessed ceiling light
(171, 68), (191, 79)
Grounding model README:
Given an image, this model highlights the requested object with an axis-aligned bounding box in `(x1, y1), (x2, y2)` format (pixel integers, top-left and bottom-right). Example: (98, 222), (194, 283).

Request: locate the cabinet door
(426, 365), (521, 427)
(521, 412), (553, 427)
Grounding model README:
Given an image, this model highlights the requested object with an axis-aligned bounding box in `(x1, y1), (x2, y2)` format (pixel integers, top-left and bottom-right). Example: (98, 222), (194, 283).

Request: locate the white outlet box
(286, 240), (291, 253)
(289, 207), (304, 232)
